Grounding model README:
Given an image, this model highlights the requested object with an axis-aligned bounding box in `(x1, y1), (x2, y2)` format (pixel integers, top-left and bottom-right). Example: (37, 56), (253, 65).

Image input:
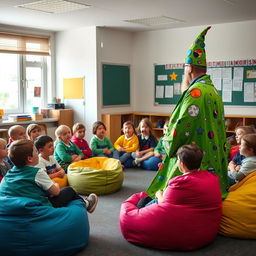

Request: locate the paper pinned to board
(63, 77), (84, 99)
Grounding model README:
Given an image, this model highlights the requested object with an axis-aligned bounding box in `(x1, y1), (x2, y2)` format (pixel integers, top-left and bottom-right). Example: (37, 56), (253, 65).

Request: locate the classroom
(0, 1), (256, 256)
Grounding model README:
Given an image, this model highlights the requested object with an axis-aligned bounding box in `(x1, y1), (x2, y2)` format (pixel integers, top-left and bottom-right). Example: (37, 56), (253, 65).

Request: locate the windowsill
(0, 118), (58, 126)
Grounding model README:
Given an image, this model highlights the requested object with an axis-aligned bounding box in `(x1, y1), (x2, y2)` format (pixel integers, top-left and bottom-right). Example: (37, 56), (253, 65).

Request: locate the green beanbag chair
(67, 157), (123, 195)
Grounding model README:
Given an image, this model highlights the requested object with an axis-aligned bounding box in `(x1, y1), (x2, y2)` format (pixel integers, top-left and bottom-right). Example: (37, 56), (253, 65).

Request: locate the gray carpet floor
(77, 168), (256, 256)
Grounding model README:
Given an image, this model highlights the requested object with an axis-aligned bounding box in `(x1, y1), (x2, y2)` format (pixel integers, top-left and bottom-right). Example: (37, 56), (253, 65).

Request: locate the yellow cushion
(220, 171), (256, 238)
(67, 157), (123, 195)
(52, 175), (68, 189)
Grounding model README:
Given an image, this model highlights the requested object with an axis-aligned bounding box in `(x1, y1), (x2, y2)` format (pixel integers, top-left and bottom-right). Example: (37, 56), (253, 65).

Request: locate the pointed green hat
(185, 26), (211, 67)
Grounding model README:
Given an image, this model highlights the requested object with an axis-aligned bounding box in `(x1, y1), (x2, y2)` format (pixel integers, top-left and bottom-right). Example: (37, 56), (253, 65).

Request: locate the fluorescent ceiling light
(16, 0), (91, 14)
(124, 16), (184, 26)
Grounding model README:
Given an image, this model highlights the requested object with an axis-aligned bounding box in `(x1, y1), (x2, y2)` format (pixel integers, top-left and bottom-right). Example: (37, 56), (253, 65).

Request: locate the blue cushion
(0, 196), (89, 256)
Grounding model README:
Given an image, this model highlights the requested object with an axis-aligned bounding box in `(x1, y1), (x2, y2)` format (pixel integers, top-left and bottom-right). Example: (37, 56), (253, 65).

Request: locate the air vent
(124, 16), (184, 26)
(16, 0), (91, 14)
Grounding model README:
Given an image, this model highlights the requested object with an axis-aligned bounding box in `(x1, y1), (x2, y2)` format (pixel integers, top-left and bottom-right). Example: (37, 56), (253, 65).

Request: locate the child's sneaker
(85, 193), (98, 213)
(133, 158), (141, 167)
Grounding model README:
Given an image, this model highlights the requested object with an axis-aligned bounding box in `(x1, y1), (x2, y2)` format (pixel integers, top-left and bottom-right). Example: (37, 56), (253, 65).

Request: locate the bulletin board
(63, 77), (84, 99)
(102, 64), (130, 106)
(154, 59), (256, 106)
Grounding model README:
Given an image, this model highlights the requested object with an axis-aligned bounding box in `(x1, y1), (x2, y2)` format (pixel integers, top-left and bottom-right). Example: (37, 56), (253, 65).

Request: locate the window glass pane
(25, 67), (43, 112)
(26, 55), (42, 62)
(0, 53), (19, 110)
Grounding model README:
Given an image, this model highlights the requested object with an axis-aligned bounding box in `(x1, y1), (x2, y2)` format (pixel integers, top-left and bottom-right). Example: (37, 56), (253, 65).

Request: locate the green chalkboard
(155, 61), (256, 106)
(102, 64), (130, 106)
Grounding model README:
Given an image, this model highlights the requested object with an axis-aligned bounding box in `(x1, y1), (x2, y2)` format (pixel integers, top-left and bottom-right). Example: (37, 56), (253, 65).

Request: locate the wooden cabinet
(103, 113), (256, 143)
(50, 109), (73, 129)
(102, 112), (169, 142)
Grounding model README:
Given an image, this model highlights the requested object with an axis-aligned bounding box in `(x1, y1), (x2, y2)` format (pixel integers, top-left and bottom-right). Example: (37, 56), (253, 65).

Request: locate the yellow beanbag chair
(52, 175), (68, 189)
(220, 171), (256, 239)
(67, 157), (123, 195)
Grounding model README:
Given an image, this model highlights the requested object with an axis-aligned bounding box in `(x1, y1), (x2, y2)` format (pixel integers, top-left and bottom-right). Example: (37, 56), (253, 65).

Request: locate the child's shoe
(85, 193), (98, 213)
(133, 158), (141, 167)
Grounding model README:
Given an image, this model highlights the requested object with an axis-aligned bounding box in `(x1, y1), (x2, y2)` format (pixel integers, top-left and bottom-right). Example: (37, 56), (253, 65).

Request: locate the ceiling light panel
(124, 16), (184, 26)
(16, 0), (91, 14)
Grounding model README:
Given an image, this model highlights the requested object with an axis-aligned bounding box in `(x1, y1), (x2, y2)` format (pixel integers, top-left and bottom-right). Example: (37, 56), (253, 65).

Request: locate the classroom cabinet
(102, 113), (256, 143)
(50, 109), (73, 129)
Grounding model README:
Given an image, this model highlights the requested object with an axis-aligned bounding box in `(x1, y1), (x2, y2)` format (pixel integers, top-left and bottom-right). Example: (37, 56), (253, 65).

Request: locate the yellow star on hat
(170, 72), (178, 81)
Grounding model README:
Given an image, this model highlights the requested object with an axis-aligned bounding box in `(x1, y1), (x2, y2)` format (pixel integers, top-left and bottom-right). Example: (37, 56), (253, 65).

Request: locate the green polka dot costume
(146, 27), (229, 199)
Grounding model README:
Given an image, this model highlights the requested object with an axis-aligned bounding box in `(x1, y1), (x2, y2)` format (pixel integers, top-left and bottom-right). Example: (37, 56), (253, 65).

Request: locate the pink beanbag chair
(120, 171), (222, 250)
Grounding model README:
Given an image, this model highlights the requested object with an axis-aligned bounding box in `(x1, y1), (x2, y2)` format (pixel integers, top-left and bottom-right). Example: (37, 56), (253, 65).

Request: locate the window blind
(0, 32), (50, 56)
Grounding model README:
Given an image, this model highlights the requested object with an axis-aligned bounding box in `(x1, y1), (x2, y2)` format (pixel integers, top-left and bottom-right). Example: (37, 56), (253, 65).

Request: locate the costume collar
(141, 134), (149, 140)
(190, 74), (206, 87)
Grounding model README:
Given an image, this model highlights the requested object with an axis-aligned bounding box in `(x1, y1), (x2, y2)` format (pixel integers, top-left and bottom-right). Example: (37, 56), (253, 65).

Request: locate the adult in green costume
(146, 26), (229, 199)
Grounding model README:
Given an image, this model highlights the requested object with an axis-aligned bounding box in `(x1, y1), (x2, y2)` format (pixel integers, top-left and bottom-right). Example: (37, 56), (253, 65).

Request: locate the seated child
(229, 126), (255, 161)
(7, 125), (26, 147)
(35, 135), (66, 181)
(54, 125), (84, 172)
(113, 121), (139, 165)
(71, 123), (92, 159)
(0, 139), (98, 212)
(26, 123), (42, 141)
(90, 121), (115, 157)
(131, 118), (157, 167)
(138, 144), (206, 208)
(228, 134), (256, 183)
(0, 139), (11, 182)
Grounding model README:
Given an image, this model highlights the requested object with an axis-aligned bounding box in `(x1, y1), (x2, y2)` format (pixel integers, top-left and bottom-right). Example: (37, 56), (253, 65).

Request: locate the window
(0, 53), (48, 114)
(0, 32), (50, 114)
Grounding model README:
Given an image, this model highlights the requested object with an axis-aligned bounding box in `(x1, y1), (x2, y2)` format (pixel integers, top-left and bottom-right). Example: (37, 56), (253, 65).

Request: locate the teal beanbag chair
(67, 157), (123, 195)
(0, 196), (89, 256)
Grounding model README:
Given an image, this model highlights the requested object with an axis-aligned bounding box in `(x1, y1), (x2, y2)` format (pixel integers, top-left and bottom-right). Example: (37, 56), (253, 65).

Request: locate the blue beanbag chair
(0, 196), (89, 256)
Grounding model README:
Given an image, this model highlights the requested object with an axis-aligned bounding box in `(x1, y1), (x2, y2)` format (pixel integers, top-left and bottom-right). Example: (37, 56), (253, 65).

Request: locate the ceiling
(1, 0), (256, 32)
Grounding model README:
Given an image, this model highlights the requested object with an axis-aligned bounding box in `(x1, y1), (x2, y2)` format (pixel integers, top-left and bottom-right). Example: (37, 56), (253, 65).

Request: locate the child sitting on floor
(137, 144), (206, 208)
(90, 121), (115, 157)
(0, 139), (11, 182)
(113, 121), (139, 165)
(131, 118), (157, 168)
(54, 125), (84, 172)
(35, 135), (66, 180)
(26, 123), (42, 141)
(0, 139), (98, 212)
(7, 125), (26, 147)
(71, 123), (92, 159)
(228, 134), (256, 183)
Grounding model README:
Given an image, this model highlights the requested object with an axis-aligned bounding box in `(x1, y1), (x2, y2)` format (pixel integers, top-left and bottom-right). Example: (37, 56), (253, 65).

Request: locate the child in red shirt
(71, 123), (92, 159)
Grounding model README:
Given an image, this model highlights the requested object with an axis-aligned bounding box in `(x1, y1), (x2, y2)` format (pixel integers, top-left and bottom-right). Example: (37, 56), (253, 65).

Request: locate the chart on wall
(154, 59), (256, 106)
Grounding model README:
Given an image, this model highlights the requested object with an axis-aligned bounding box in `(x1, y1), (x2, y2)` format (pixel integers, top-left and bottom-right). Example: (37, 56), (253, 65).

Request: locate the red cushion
(120, 171), (222, 250)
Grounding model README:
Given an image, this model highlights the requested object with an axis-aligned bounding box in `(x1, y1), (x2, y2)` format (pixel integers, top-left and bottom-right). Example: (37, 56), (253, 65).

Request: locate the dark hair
(34, 135), (53, 151)
(137, 118), (153, 135)
(72, 123), (86, 133)
(8, 139), (34, 168)
(176, 144), (204, 171)
(123, 121), (136, 135)
(242, 134), (256, 155)
(192, 64), (207, 74)
(92, 121), (106, 135)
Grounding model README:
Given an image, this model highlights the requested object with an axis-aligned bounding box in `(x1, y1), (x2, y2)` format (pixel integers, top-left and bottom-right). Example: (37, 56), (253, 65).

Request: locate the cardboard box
(32, 114), (43, 121)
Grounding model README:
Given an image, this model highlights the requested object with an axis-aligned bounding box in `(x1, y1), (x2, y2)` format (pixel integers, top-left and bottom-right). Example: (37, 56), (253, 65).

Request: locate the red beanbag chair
(120, 171), (222, 250)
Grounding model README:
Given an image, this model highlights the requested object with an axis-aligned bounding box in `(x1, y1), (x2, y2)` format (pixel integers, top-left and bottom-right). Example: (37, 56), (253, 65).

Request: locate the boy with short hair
(35, 135), (65, 179)
(7, 125), (26, 147)
(0, 139), (98, 212)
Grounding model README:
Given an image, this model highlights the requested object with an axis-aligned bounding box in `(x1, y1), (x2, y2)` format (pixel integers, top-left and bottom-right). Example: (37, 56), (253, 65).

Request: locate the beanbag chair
(120, 171), (222, 250)
(0, 196), (89, 256)
(67, 157), (123, 195)
(52, 175), (68, 188)
(220, 171), (256, 239)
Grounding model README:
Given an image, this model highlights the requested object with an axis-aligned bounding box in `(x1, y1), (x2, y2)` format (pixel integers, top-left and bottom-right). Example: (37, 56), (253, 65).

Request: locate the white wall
(55, 26), (97, 141)
(132, 20), (256, 115)
(97, 28), (134, 115)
